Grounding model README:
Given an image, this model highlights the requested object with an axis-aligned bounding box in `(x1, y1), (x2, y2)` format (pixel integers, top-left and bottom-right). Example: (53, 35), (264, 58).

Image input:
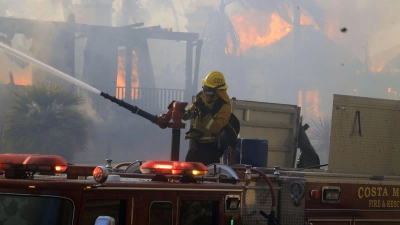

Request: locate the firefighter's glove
(185, 128), (204, 140)
(184, 132), (200, 140)
(167, 100), (176, 109)
(183, 110), (196, 121)
(194, 101), (210, 117)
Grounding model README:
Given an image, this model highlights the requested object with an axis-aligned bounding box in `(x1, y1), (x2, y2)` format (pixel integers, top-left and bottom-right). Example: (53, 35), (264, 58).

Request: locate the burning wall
(226, 9), (327, 118)
(116, 48), (140, 99)
(230, 9), (316, 51)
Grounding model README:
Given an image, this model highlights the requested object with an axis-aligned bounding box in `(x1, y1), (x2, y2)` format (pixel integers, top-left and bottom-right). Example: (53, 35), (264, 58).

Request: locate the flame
(116, 50), (126, 98)
(224, 37), (239, 55)
(12, 65), (32, 85)
(300, 13), (318, 29)
(388, 87), (398, 99)
(231, 10), (292, 51)
(305, 91), (322, 118)
(116, 49), (140, 99)
(298, 90), (323, 118)
(231, 9), (319, 51)
(0, 56), (32, 85)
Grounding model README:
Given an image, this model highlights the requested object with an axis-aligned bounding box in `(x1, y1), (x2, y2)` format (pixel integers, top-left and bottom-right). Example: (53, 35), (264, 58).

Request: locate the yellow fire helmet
(201, 71), (229, 89)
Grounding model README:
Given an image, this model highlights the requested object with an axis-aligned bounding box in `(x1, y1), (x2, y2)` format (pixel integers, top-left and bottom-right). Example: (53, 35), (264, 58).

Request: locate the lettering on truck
(358, 186), (400, 208)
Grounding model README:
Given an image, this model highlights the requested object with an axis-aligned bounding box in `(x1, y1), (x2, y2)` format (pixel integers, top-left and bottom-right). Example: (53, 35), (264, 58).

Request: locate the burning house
(0, 2), (202, 162)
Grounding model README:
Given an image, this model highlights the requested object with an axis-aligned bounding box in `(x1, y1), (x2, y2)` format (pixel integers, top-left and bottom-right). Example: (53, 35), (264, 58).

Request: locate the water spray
(0, 42), (101, 94)
(0, 42), (187, 161)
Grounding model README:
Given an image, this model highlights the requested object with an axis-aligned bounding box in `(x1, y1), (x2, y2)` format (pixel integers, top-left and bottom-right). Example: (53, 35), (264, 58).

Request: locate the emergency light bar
(0, 154), (68, 179)
(140, 160), (208, 176)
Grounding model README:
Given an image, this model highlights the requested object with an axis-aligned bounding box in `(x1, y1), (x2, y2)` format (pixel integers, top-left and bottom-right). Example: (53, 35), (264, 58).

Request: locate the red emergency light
(140, 160), (208, 176)
(0, 154), (68, 178)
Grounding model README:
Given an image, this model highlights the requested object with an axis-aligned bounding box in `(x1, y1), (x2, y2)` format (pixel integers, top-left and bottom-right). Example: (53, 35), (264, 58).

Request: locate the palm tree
(1, 82), (89, 161)
(308, 117), (331, 164)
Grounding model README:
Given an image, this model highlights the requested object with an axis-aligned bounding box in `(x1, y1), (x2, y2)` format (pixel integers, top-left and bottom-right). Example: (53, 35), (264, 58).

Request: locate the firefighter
(183, 71), (231, 165)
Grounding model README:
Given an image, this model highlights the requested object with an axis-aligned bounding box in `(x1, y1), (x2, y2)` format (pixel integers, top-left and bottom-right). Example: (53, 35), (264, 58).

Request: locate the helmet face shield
(202, 85), (216, 95)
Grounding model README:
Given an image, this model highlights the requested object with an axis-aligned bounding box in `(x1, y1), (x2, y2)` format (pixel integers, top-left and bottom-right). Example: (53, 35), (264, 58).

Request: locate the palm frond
(308, 117), (331, 152)
(2, 82), (89, 161)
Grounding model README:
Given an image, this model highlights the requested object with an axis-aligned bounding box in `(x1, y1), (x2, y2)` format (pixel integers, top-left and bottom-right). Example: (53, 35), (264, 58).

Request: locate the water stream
(0, 42), (101, 95)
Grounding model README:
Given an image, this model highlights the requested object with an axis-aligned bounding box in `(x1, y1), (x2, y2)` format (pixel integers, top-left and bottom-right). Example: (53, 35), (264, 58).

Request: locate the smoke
(3, 0), (66, 21)
(318, 0), (400, 58)
(2, 0), (400, 164)
(143, 0), (187, 32)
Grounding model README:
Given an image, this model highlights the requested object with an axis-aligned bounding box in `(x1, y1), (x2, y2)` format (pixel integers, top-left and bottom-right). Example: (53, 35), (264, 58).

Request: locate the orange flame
(306, 91), (322, 118)
(12, 65), (32, 85)
(116, 50), (126, 96)
(116, 49), (140, 99)
(0, 52), (33, 85)
(231, 9), (319, 51)
(231, 10), (292, 51)
(0, 65), (33, 86)
(300, 13), (318, 29)
(298, 90), (323, 118)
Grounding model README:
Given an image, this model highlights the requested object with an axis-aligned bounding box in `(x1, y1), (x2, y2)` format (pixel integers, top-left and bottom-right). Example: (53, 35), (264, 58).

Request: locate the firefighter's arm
(195, 103), (231, 136)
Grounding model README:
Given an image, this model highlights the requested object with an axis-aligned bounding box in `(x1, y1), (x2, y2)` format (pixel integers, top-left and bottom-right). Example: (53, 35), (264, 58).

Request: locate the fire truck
(1, 92), (400, 225)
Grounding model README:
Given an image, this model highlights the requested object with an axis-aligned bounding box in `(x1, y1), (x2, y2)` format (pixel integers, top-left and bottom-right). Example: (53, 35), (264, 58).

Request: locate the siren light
(0, 154), (68, 179)
(140, 160), (208, 176)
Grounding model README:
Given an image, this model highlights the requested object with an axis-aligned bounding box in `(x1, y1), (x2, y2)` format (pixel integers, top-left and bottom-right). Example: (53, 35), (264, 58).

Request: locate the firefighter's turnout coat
(185, 89), (231, 143)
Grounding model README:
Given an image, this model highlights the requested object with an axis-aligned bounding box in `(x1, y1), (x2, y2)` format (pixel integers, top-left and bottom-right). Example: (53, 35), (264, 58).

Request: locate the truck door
(78, 194), (132, 225)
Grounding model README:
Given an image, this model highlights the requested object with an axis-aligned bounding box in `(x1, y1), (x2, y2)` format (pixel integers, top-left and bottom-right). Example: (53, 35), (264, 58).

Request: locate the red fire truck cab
(0, 154), (243, 225)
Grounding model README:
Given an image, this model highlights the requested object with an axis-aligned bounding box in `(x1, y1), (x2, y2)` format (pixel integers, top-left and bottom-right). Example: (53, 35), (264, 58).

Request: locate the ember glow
(116, 49), (140, 99)
(231, 10), (292, 51)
